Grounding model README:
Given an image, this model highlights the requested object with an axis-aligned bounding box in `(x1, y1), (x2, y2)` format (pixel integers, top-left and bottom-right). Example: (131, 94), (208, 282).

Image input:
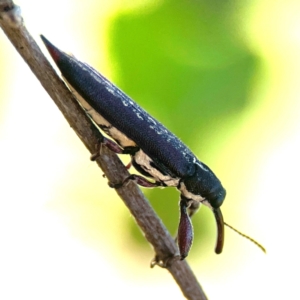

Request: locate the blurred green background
(1, 0), (300, 299)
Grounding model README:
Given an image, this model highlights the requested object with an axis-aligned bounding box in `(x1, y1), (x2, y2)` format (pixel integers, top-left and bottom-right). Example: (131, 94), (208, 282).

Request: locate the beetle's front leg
(177, 196), (194, 260)
(151, 196), (196, 267)
(187, 200), (200, 218)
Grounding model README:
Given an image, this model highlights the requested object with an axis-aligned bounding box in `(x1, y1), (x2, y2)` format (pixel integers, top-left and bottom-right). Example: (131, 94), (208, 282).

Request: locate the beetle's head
(182, 162), (226, 209)
(180, 162), (226, 254)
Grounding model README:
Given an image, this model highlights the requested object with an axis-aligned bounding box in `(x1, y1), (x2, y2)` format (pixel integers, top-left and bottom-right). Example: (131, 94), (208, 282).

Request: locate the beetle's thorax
(179, 181), (206, 203)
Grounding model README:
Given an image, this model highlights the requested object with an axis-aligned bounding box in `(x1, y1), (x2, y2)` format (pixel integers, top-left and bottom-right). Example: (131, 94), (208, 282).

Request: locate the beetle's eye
(209, 189), (226, 209)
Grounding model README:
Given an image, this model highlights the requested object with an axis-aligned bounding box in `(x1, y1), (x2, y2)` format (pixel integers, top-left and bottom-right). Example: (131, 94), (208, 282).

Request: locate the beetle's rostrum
(41, 35), (226, 259)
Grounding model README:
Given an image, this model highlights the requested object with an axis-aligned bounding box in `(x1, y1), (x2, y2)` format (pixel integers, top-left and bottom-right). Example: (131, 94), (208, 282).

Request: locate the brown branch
(0, 1), (208, 299)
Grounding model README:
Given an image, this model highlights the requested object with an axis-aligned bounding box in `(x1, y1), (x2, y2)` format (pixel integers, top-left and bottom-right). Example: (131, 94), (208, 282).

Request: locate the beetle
(41, 35), (226, 259)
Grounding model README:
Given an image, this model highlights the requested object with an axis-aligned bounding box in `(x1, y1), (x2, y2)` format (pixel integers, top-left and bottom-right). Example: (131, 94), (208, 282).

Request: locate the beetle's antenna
(224, 222), (266, 253)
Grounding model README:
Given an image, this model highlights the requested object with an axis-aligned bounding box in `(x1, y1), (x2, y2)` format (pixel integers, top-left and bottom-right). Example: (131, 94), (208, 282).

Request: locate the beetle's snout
(213, 208), (224, 254)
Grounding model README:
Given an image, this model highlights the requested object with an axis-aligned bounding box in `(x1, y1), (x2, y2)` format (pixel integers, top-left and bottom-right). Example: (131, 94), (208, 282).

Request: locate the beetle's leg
(174, 199), (199, 239)
(91, 136), (139, 160)
(151, 198), (194, 266)
(91, 137), (122, 160)
(177, 196), (194, 259)
(187, 200), (200, 218)
(109, 174), (163, 189)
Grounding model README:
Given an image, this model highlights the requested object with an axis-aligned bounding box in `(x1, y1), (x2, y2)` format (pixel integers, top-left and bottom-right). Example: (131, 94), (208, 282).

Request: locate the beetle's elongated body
(41, 35), (226, 259)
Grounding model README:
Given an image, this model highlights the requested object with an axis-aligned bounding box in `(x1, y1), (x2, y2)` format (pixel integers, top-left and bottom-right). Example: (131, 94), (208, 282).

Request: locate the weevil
(41, 35), (231, 259)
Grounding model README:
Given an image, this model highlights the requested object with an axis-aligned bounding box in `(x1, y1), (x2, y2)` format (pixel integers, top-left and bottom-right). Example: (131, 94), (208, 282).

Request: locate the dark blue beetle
(41, 35), (226, 259)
